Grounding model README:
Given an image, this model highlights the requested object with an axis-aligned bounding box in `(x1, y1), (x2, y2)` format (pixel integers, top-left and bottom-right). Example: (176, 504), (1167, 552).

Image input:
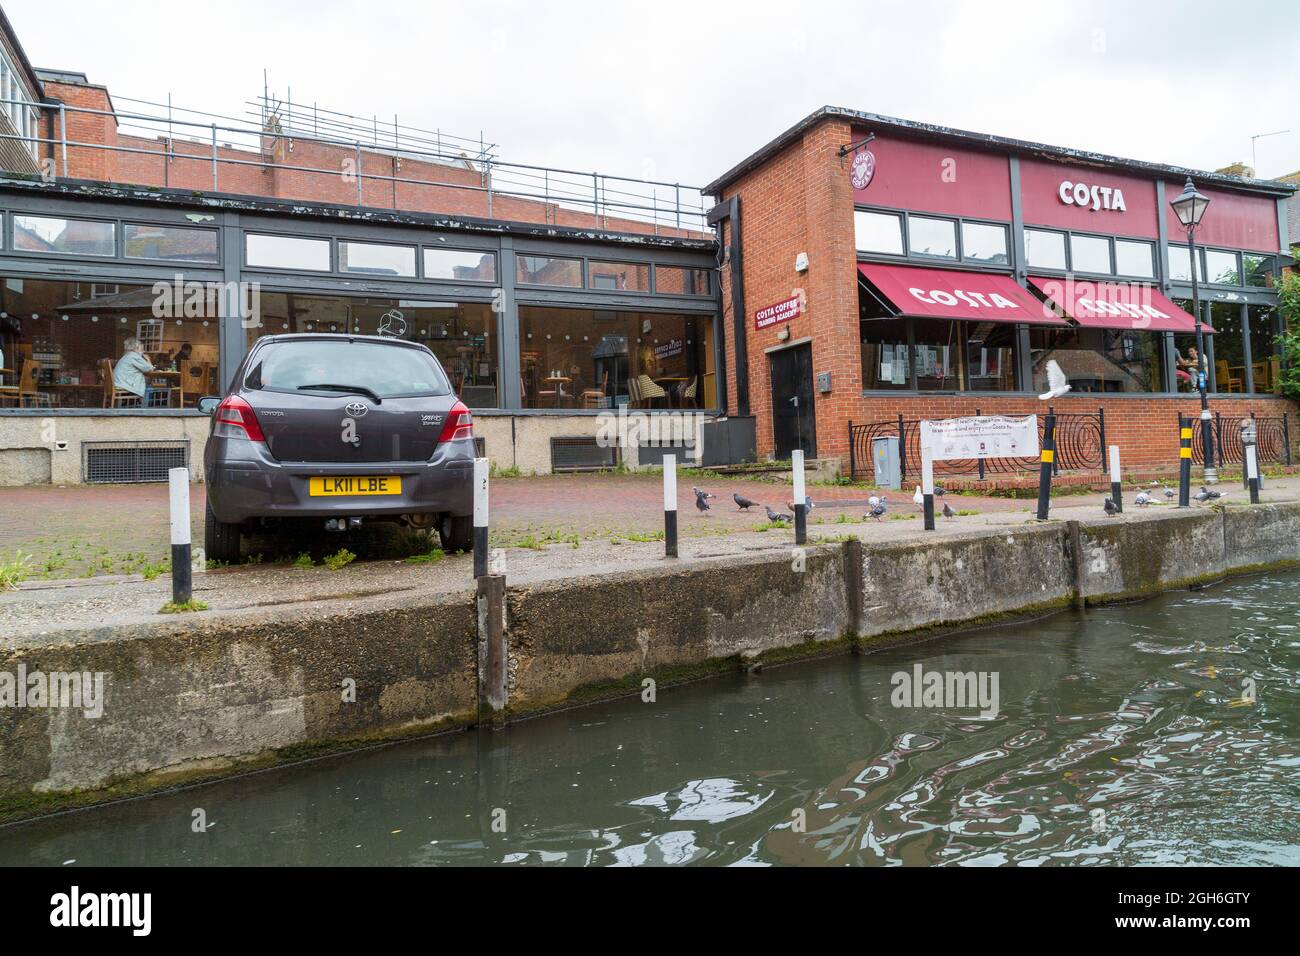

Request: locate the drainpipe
(707, 196), (748, 416)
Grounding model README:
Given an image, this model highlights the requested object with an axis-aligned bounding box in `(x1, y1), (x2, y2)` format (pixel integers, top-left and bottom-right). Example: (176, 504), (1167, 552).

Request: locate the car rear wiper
(296, 383), (383, 404)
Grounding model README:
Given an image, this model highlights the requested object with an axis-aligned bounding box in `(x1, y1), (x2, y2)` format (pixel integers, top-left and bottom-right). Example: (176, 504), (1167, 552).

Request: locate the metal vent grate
(550, 436), (617, 473)
(82, 441), (190, 484)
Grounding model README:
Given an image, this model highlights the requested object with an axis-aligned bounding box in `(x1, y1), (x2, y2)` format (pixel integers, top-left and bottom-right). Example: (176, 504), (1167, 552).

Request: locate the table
(542, 376), (571, 408)
(654, 376), (689, 408)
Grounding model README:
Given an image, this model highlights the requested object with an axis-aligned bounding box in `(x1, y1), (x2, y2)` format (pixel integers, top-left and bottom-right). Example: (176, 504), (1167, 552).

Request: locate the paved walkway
(1, 470), (1292, 584)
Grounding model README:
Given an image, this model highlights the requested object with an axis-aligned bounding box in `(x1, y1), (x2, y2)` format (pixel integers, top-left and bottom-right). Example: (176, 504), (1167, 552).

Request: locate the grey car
(200, 334), (475, 563)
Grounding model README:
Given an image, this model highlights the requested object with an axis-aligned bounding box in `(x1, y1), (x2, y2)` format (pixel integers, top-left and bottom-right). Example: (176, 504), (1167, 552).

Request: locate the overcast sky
(8, 0), (1299, 193)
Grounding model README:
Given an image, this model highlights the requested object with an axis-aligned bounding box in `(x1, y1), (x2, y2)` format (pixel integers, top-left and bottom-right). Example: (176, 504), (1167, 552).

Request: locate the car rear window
(245, 339), (452, 398)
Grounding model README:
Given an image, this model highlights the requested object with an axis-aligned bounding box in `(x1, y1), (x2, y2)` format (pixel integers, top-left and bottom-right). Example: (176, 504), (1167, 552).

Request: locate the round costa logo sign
(850, 149), (876, 189)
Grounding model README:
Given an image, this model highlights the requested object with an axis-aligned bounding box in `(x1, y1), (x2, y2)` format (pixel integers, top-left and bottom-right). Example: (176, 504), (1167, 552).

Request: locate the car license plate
(309, 476), (402, 497)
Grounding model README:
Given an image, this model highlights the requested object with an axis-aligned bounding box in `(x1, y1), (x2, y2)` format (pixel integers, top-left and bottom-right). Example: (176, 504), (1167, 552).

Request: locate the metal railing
(1183, 411), (1294, 468)
(848, 407), (1107, 481)
(0, 94), (710, 236)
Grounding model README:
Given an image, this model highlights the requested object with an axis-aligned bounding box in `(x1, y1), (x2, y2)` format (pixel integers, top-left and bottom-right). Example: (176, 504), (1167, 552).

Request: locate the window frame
(121, 220), (222, 266)
(11, 212), (119, 259)
(243, 231), (333, 273)
(856, 205), (1011, 269)
(515, 253), (585, 289)
(421, 246), (498, 284)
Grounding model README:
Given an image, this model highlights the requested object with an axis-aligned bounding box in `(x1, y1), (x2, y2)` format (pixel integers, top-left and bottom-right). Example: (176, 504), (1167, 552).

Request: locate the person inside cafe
(112, 336), (155, 402)
(1175, 345), (1205, 391)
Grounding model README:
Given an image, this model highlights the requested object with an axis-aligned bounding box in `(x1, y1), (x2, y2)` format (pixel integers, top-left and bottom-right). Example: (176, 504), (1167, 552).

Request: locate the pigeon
(1103, 497), (1119, 516)
(934, 486), (947, 497)
(765, 505), (792, 523)
(786, 495), (815, 513)
(1038, 359), (1071, 401)
(1163, 485), (1175, 501)
(695, 492), (711, 513)
(913, 485), (924, 508)
(733, 492), (759, 512)
(692, 487), (715, 500)
(1194, 487), (1222, 504)
(1134, 491), (1152, 508)
(868, 495), (880, 509)
(866, 503), (887, 522)
(942, 502), (955, 520)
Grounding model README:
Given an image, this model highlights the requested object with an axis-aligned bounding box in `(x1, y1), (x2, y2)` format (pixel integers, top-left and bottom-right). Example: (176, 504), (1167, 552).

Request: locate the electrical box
(872, 436), (901, 490)
(816, 371), (832, 394)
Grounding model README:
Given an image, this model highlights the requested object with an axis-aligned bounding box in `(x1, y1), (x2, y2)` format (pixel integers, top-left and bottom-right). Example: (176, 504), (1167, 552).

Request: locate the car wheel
(205, 500), (242, 564)
(439, 514), (473, 554)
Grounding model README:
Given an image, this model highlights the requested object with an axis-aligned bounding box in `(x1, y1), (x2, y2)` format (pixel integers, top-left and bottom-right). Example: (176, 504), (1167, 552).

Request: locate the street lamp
(1170, 177), (1216, 482)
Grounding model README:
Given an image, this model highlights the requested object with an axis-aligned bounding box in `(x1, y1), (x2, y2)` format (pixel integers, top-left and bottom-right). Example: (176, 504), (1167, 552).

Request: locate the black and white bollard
(663, 453), (678, 558)
(792, 449), (807, 545)
(1108, 445), (1123, 514)
(1178, 415), (1193, 508)
(473, 457), (489, 579)
(921, 448), (936, 531)
(1246, 442), (1260, 505)
(1036, 413), (1056, 521)
(168, 466), (192, 605)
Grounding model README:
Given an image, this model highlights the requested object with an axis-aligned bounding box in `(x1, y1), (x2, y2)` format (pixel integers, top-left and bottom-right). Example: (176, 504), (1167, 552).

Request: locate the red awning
(1027, 276), (1212, 334)
(858, 263), (1066, 325)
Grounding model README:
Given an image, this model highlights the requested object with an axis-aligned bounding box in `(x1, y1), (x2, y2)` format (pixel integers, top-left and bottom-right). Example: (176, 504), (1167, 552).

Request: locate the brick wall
(37, 80), (701, 238)
(717, 113), (1299, 472)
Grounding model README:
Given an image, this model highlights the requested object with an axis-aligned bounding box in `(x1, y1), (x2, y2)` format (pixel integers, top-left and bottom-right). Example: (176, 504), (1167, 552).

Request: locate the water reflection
(2, 573), (1299, 867)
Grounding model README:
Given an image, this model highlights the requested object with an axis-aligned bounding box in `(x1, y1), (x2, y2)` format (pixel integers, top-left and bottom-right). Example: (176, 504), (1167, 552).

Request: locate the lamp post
(1170, 178), (1216, 483)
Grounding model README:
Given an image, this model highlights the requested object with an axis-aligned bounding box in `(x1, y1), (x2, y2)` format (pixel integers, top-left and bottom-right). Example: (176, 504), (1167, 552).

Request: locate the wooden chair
(1215, 360), (1243, 394)
(581, 371), (609, 409)
(0, 355), (18, 407)
(99, 358), (141, 408)
(18, 359), (51, 408)
(636, 374), (667, 409)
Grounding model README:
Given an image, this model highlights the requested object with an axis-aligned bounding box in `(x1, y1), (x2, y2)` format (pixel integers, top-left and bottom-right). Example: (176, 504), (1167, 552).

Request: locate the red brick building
(706, 108), (1297, 475)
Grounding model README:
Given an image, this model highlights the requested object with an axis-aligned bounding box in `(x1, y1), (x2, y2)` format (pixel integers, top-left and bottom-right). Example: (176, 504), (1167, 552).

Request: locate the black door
(769, 343), (816, 460)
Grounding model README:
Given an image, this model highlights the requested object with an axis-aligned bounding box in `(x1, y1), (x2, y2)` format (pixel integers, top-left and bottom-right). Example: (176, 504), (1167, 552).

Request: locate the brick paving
(0, 469), (1268, 581)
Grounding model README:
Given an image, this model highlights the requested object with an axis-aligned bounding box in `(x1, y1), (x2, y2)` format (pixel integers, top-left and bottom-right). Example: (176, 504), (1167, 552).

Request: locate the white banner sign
(920, 415), (1039, 462)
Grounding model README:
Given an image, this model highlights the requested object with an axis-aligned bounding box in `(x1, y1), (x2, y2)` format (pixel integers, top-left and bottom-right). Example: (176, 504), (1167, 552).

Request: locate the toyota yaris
(200, 334), (475, 563)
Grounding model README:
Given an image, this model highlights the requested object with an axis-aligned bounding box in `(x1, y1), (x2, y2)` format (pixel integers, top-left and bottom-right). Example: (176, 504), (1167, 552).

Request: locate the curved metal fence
(1185, 411), (1293, 467)
(848, 407), (1106, 480)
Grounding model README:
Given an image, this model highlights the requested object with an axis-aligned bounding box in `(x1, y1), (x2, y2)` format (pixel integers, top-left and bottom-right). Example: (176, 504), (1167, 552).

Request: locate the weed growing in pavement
(1, 551), (33, 590)
(159, 599), (210, 614)
(324, 549), (357, 571)
(404, 547), (446, 565)
(292, 553), (315, 569)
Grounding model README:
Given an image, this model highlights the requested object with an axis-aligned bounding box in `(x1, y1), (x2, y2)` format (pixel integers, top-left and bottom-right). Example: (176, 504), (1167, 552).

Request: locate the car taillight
(214, 394), (266, 442)
(438, 401), (474, 443)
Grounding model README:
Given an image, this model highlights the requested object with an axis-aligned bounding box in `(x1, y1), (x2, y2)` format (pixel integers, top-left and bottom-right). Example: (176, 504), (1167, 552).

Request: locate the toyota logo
(345, 402), (369, 418)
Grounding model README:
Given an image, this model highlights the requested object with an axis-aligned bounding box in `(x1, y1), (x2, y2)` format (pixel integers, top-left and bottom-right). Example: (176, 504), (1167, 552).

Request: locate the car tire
(439, 514), (473, 554)
(205, 500), (242, 564)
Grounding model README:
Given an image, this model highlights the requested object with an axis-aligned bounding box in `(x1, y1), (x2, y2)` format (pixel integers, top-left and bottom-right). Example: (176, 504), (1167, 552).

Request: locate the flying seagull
(1039, 360), (1071, 401)
(1103, 497), (1120, 517)
(765, 505), (792, 523)
(733, 493), (759, 512)
(942, 502), (955, 520)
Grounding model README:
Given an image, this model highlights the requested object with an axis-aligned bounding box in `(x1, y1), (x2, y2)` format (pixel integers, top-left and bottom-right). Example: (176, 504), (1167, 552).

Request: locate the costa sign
(850, 149), (876, 189)
(908, 287), (1021, 310)
(754, 293), (803, 330)
(1058, 180), (1127, 212)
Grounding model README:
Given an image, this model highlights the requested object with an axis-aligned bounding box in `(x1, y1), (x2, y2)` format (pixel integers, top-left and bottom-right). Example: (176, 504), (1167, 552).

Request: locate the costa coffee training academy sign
(755, 294), (803, 330)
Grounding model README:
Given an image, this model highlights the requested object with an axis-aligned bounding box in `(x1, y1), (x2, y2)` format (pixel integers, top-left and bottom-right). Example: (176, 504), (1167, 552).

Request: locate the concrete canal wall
(4, 503), (1300, 821)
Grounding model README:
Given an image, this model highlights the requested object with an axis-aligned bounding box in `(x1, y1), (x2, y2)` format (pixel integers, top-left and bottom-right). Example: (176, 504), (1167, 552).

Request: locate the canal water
(3, 572), (1298, 867)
